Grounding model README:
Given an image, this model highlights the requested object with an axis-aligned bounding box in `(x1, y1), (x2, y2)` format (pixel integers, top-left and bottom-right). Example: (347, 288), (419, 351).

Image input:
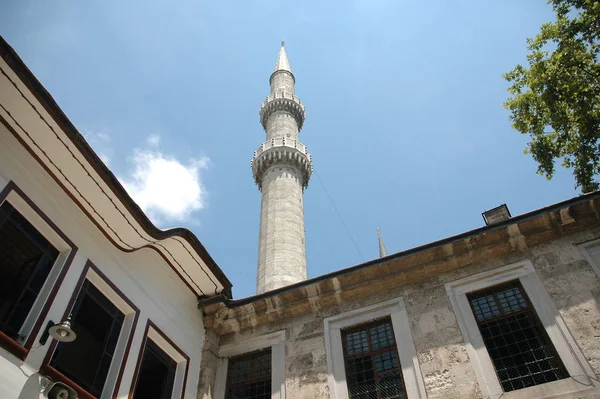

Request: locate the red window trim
(0, 331), (28, 359)
(0, 181), (78, 361)
(128, 319), (190, 399)
(39, 364), (97, 399)
(40, 260), (140, 399)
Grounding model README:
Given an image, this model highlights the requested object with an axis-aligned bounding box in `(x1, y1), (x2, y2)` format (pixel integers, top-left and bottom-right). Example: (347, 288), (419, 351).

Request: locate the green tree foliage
(504, 0), (600, 192)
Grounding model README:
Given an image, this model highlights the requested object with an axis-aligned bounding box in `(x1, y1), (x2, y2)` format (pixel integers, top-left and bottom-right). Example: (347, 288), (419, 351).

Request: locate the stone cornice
(200, 194), (600, 335)
(259, 92), (306, 131)
(251, 137), (312, 190)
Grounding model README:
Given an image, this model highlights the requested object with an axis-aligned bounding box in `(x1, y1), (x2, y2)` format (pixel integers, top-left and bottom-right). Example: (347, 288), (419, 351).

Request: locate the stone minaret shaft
(252, 42), (312, 294)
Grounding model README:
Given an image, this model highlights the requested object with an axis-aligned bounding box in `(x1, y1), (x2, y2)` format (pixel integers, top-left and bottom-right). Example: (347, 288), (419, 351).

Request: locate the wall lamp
(39, 316), (77, 345)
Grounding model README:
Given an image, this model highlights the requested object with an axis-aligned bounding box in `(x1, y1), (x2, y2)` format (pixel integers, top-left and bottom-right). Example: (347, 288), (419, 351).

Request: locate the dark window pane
(370, 322), (394, 351)
(106, 320), (122, 352)
(5, 289), (37, 336)
(29, 253), (57, 292)
(50, 281), (124, 397)
(0, 202), (59, 340)
(94, 354), (113, 389)
(467, 280), (569, 392)
(342, 317), (407, 399)
(226, 348), (271, 399)
(346, 330), (369, 356)
(132, 340), (177, 399)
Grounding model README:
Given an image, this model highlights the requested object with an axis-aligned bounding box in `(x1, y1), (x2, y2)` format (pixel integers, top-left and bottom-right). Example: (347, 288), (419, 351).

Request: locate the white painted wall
(0, 120), (206, 398)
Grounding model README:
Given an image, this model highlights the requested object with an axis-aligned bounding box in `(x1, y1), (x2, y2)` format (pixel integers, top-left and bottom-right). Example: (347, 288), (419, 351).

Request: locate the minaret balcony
(259, 92), (306, 131)
(251, 137), (313, 190)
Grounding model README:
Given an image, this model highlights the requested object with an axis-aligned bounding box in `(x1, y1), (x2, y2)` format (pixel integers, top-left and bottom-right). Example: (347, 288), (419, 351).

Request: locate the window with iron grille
(50, 280), (125, 397)
(226, 348), (272, 399)
(0, 201), (59, 342)
(131, 339), (178, 399)
(341, 316), (407, 399)
(467, 280), (569, 392)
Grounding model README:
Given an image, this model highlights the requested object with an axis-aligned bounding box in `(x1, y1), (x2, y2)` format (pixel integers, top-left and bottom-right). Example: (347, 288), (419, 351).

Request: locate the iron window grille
(467, 280), (569, 392)
(50, 280), (125, 397)
(132, 339), (178, 399)
(0, 201), (58, 342)
(226, 348), (272, 399)
(341, 316), (407, 399)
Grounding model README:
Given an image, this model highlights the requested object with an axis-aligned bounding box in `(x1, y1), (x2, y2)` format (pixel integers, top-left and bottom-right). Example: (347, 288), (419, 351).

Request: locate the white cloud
(147, 134), (160, 147)
(120, 136), (210, 225)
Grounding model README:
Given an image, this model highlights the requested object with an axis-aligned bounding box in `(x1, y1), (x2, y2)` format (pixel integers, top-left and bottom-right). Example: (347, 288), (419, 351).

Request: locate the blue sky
(1, 1), (576, 299)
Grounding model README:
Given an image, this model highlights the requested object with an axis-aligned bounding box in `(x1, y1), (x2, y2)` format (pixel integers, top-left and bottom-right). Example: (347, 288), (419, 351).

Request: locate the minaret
(251, 42), (312, 294)
(377, 227), (388, 257)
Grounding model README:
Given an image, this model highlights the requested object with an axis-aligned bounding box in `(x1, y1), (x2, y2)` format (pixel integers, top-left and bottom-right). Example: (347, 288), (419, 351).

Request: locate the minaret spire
(274, 41), (292, 73)
(377, 227), (388, 258)
(252, 43), (312, 294)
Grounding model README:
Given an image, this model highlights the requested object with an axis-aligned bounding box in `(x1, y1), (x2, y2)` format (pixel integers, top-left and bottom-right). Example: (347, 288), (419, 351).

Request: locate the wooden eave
(0, 36), (232, 298)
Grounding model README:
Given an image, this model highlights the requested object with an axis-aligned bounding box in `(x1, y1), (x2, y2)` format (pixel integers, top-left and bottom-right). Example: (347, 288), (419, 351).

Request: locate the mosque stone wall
(199, 227), (600, 398)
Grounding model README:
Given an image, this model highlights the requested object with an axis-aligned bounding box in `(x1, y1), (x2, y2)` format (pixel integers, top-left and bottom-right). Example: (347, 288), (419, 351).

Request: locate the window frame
(128, 320), (190, 399)
(225, 347), (273, 399)
(40, 260), (140, 399)
(341, 316), (408, 398)
(324, 297), (427, 399)
(213, 330), (286, 399)
(578, 237), (600, 279)
(0, 181), (78, 360)
(445, 259), (600, 399)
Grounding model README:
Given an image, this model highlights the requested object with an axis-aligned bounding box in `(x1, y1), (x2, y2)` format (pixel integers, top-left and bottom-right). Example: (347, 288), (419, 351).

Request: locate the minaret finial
(281, 40), (285, 47)
(377, 227), (388, 258)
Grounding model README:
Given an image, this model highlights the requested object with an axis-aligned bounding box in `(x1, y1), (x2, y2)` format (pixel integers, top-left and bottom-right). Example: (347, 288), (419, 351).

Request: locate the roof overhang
(0, 36), (232, 298)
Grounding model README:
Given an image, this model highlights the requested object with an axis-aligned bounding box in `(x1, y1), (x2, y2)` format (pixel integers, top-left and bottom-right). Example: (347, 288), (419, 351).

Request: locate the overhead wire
(313, 170), (365, 262)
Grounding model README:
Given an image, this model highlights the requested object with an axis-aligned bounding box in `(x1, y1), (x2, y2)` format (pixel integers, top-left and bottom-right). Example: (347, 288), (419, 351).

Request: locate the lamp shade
(48, 318), (77, 343)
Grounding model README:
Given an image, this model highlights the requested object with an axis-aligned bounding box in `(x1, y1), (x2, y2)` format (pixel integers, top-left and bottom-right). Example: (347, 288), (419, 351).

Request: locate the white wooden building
(0, 36), (231, 399)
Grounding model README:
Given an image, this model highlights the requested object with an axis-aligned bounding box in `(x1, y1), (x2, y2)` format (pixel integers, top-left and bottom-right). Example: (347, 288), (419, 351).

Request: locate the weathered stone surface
(198, 196), (600, 398)
(198, 329), (219, 399)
